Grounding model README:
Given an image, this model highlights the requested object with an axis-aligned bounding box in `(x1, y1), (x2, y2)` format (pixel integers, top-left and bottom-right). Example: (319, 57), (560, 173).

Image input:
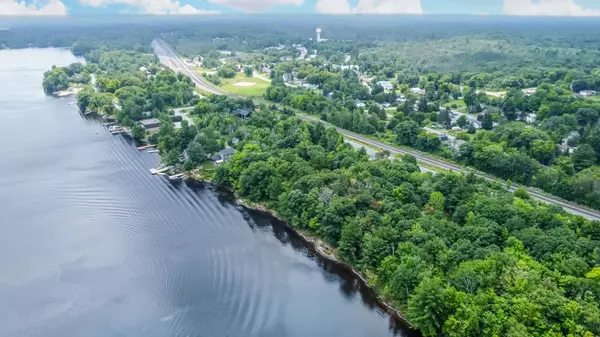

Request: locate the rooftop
(233, 108), (252, 117)
(138, 118), (161, 126)
(219, 147), (236, 156)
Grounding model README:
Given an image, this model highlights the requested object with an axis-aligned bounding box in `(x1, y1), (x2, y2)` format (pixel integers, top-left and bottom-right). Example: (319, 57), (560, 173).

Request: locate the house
(522, 88), (537, 96)
(410, 87), (426, 95)
(303, 83), (319, 90)
(438, 134), (449, 141)
(356, 100), (366, 108)
(213, 147), (236, 164)
(580, 90), (597, 97)
(138, 118), (161, 130)
(377, 81), (394, 92)
(233, 108), (253, 118)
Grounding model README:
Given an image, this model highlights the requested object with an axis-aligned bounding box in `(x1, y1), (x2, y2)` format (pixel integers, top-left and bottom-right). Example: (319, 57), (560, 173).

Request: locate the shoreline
(80, 81), (418, 335)
(187, 175), (415, 332)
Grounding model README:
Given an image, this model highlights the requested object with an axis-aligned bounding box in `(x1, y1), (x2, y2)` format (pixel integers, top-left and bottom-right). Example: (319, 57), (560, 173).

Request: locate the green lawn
(445, 99), (467, 112)
(220, 73), (270, 97)
(584, 95), (600, 102)
(201, 160), (216, 171)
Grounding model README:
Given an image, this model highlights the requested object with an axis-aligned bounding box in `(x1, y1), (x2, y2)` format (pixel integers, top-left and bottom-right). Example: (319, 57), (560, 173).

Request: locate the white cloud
(0, 0), (68, 15)
(207, 0), (303, 12)
(79, 0), (219, 14)
(316, 0), (422, 14)
(503, 0), (600, 16)
(315, 0), (350, 14)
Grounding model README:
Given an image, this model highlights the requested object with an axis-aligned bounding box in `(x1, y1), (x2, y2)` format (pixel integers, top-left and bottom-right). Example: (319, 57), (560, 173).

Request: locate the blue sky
(3, 0), (600, 17)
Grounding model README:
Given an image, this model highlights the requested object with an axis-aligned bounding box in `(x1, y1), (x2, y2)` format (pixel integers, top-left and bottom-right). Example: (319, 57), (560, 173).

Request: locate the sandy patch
(233, 82), (256, 87)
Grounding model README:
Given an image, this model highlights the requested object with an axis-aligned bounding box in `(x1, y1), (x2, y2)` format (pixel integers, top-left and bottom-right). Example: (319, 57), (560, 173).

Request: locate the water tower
(316, 28), (322, 42)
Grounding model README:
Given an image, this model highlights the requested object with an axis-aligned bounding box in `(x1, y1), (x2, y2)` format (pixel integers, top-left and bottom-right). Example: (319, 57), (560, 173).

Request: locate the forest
(191, 100), (600, 337)
(24, 18), (600, 337)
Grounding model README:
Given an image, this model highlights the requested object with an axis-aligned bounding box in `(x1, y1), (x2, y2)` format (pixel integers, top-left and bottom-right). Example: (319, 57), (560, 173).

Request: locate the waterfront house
(213, 147), (236, 164)
(138, 118), (161, 131)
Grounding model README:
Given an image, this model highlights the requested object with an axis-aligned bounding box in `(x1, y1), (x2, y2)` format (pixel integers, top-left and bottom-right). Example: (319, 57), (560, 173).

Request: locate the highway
(152, 38), (600, 221)
(152, 39), (237, 97)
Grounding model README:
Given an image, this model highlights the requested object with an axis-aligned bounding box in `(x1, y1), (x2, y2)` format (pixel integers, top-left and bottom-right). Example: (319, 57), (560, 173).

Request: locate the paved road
(152, 39), (236, 97)
(153, 39), (600, 221)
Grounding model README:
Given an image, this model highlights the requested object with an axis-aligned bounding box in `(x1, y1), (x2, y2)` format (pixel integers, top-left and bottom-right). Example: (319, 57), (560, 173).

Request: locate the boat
(108, 125), (122, 132)
(102, 122), (117, 127)
(168, 173), (185, 181)
(147, 150), (159, 154)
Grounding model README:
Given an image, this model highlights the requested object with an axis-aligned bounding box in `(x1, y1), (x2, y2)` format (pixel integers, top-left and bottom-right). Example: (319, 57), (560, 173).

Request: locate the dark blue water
(0, 48), (415, 337)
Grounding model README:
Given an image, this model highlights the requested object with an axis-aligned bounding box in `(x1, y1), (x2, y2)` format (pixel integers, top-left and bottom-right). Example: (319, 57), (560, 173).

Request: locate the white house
(410, 87), (426, 95)
(377, 81), (394, 92)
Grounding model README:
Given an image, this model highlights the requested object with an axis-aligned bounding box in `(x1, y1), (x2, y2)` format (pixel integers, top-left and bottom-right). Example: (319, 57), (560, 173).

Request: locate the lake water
(0, 48), (417, 337)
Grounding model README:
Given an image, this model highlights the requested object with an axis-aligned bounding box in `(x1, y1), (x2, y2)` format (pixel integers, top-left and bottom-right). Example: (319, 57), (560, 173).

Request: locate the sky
(2, 0), (600, 17)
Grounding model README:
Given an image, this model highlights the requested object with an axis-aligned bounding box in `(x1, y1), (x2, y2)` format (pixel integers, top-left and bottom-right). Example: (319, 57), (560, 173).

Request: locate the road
(152, 39), (237, 97)
(153, 39), (600, 221)
(297, 115), (600, 220)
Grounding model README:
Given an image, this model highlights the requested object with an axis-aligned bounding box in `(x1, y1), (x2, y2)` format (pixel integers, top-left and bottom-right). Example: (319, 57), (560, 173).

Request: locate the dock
(137, 145), (157, 151)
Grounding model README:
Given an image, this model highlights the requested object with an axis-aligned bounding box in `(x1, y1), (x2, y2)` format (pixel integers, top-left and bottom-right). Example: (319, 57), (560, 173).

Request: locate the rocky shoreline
(187, 175), (414, 331)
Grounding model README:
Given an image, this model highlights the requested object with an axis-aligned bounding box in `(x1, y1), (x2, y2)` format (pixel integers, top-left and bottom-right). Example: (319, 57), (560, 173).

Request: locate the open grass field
(220, 73), (270, 97)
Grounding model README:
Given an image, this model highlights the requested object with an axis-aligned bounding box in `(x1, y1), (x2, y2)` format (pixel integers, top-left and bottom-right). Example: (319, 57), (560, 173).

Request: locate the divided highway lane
(298, 114), (600, 221)
(153, 39), (600, 221)
(152, 39), (236, 97)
